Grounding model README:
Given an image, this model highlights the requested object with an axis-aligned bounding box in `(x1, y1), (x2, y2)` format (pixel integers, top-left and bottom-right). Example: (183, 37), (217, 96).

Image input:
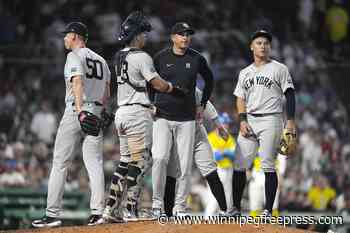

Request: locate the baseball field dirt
(4, 221), (314, 233)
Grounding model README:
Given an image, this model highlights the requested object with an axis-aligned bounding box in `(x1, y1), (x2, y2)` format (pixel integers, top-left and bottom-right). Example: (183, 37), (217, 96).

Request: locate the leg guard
(126, 150), (152, 213)
(106, 161), (128, 209)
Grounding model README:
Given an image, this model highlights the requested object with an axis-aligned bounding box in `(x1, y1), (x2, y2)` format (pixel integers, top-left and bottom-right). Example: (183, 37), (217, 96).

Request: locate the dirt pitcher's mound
(7, 221), (312, 233)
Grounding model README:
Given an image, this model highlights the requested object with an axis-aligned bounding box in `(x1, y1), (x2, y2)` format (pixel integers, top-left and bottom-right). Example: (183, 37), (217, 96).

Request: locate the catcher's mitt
(278, 128), (297, 156)
(78, 111), (102, 136)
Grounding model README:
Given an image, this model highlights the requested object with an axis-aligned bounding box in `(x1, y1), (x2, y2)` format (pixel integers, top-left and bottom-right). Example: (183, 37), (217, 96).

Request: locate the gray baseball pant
(152, 118), (195, 212)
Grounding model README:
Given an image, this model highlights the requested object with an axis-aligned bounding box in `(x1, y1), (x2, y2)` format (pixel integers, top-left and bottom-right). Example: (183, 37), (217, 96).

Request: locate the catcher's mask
(118, 11), (152, 45)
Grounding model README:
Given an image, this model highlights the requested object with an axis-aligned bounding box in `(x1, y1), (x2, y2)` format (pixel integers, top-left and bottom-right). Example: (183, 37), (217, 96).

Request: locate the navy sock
(206, 170), (227, 211)
(264, 172), (278, 213)
(232, 171), (246, 210)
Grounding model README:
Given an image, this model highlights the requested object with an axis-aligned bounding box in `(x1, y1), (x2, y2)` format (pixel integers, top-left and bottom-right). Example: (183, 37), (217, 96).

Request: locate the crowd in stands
(1, 0), (350, 220)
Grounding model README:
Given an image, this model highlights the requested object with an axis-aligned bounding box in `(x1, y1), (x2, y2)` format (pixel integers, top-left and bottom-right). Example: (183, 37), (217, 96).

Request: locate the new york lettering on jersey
(235, 60), (294, 114)
(244, 76), (273, 90)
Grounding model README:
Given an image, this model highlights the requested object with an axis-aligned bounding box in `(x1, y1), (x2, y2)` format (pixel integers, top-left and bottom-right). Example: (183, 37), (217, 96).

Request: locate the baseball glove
(101, 109), (115, 130)
(278, 128), (297, 156)
(78, 111), (102, 136)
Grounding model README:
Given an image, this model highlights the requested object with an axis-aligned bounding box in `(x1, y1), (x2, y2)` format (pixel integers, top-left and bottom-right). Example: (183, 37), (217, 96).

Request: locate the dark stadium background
(0, 0), (349, 232)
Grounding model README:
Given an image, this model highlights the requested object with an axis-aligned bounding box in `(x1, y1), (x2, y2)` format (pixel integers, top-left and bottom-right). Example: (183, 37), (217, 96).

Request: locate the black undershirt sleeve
(198, 55), (214, 107)
(284, 88), (295, 120)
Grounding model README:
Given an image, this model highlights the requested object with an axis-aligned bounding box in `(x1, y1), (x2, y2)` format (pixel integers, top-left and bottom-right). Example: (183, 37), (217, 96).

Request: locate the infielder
(163, 88), (228, 216)
(248, 153), (287, 217)
(32, 22), (111, 227)
(151, 22), (214, 216)
(103, 12), (187, 222)
(233, 30), (296, 217)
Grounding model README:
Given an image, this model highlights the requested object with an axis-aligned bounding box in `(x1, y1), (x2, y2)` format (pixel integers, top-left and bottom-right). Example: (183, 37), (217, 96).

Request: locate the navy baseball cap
(250, 30), (272, 43)
(62, 22), (89, 39)
(171, 22), (195, 35)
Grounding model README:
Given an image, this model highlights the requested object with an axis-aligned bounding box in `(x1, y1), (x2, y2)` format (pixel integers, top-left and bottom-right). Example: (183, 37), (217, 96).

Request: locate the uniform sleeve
(279, 65), (294, 93)
(139, 53), (159, 82)
(104, 62), (111, 82)
(198, 55), (214, 106)
(66, 52), (84, 80)
(195, 87), (202, 106)
(203, 100), (219, 120)
(233, 71), (246, 99)
(195, 87), (218, 119)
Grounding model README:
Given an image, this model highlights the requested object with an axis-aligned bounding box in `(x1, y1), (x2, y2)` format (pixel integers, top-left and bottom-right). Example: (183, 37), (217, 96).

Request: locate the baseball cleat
(123, 209), (139, 222)
(226, 207), (242, 217)
(32, 216), (62, 228)
(87, 214), (105, 226)
(174, 210), (191, 217)
(139, 208), (164, 220)
(259, 209), (273, 223)
(103, 213), (125, 223)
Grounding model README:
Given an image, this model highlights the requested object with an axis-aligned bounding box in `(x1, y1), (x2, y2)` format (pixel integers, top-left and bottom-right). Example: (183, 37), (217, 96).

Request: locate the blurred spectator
(147, 15), (165, 43)
(298, 0), (314, 36)
(27, 142), (50, 190)
(0, 159), (26, 187)
(0, 3), (17, 42)
(95, 8), (121, 45)
(299, 127), (323, 176)
(308, 174), (336, 211)
(0, 133), (14, 159)
(30, 100), (57, 145)
(325, 0), (349, 58)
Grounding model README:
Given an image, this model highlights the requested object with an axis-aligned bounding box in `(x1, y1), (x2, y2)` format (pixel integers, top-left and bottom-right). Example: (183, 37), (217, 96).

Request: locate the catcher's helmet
(118, 11), (152, 44)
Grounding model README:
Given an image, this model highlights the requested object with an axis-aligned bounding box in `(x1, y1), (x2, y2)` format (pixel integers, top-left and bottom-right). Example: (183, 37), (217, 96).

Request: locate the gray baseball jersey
(46, 47), (110, 218)
(65, 48), (111, 109)
(115, 48), (157, 156)
(116, 48), (158, 107)
(234, 60), (294, 114)
(233, 60), (294, 172)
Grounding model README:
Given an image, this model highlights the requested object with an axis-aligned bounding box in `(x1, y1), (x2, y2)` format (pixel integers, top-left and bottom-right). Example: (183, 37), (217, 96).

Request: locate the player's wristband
(239, 113), (247, 123)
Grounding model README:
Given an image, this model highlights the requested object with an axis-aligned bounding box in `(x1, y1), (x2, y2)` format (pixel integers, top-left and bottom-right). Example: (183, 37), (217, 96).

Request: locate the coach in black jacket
(151, 22), (214, 216)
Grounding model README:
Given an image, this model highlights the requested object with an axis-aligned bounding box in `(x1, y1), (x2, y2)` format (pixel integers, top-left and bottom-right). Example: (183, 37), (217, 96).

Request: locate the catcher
(103, 11), (188, 223)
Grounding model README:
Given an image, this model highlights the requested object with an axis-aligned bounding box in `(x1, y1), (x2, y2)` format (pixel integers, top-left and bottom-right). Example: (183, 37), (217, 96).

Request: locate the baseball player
(102, 12), (187, 222)
(163, 88), (228, 216)
(248, 153), (287, 217)
(232, 30), (296, 217)
(151, 22), (214, 217)
(206, 112), (236, 215)
(32, 22), (111, 227)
